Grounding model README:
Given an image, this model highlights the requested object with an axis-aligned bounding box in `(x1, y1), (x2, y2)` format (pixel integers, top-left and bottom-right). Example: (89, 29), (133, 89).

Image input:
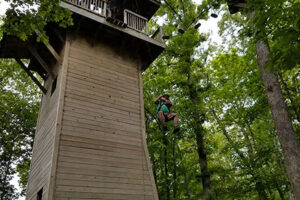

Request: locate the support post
(15, 58), (47, 94)
(44, 42), (62, 64)
(27, 43), (55, 79)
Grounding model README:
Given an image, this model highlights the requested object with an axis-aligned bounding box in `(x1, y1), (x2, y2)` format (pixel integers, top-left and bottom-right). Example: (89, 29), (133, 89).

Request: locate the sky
(0, 0), (221, 199)
(0, 1), (9, 15)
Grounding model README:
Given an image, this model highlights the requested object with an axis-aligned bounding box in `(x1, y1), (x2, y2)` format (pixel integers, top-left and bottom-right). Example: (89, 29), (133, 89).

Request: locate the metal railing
(124, 9), (148, 34)
(66, 0), (107, 17)
(64, 1), (150, 35)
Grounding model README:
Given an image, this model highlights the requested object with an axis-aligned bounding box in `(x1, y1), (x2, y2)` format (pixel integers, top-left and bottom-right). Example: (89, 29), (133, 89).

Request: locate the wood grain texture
(26, 62), (61, 200)
(54, 35), (158, 199)
(27, 32), (158, 200)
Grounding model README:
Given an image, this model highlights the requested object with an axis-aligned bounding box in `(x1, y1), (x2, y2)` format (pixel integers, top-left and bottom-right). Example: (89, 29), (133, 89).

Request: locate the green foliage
(143, 1), (294, 199)
(206, 48), (290, 199)
(1, 0), (73, 42)
(219, 0), (300, 72)
(0, 59), (40, 198)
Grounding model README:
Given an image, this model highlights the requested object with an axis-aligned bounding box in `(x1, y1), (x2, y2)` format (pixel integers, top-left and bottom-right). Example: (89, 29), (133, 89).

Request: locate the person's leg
(173, 113), (178, 127)
(172, 113), (180, 133)
(158, 111), (165, 124)
(158, 111), (167, 131)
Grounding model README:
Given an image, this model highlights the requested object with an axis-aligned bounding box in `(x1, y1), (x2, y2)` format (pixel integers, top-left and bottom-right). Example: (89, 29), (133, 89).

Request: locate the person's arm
(161, 97), (172, 106)
(154, 94), (163, 103)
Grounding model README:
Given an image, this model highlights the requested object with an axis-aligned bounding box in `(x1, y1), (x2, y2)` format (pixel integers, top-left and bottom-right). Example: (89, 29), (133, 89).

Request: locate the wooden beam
(149, 0), (161, 6)
(34, 30), (62, 64)
(234, 3), (247, 8)
(15, 58), (47, 94)
(44, 42), (62, 64)
(53, 28), (65, 44)
(27, 43), (55, 79)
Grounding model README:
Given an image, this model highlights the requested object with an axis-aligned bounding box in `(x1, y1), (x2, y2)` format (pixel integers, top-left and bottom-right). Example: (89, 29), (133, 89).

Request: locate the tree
(1, 0), (72, 42)
(249, 2), (300, 198)
(207, 49), (290, 199)
(0, 59), (40, 198)
(147, 1), (218, 198)
(219, 1), (300, 198)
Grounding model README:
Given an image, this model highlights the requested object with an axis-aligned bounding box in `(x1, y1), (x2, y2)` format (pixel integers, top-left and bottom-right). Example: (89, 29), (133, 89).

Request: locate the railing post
(145, 22), (149, 35)
(64, 1), (149, 35)
(103, 0), (107, 17)
(124, 10), (128, 24)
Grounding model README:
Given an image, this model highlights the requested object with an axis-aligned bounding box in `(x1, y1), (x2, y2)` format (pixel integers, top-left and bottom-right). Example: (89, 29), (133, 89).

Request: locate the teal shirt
(156, 99), (171, 114)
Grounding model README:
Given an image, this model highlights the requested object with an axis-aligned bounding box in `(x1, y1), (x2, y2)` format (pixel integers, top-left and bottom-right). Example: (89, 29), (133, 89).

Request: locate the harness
(157, 100), (170, 113)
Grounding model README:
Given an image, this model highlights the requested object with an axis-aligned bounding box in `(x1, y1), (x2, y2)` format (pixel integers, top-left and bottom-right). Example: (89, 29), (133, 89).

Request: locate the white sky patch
(11, 173), (25, 200)
(0, 1), (10, 16)
(199, 15), (222, 45)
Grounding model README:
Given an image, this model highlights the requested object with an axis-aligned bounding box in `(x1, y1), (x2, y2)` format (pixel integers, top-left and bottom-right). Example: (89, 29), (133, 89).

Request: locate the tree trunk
(172, 138), (177, 200)
(255, 181), (268, 200)
(163, 134), (170, 200)
(195, 130), (212, 200)
(256, 39), (300, 200)
(188, 71), (212, 200)
(178, 146), (191, 199)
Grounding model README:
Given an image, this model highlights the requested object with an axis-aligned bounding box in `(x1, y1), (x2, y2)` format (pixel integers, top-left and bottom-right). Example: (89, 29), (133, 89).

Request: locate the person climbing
(154, 94), (180, 133)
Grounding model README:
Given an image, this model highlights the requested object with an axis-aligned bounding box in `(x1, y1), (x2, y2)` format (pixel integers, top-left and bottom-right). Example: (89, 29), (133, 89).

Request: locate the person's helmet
(163, 94), (170, 99)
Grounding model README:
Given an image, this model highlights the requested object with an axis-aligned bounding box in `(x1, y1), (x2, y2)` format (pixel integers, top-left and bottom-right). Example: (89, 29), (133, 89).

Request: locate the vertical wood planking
(48, 35), (71, 200)
(26, 62), (62, 200)
(138, 62), (159, 200)
(51, 35), (158, 199)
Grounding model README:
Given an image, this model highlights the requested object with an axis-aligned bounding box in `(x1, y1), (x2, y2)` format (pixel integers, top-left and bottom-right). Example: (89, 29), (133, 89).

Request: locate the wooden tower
(0, 0), (164, 199)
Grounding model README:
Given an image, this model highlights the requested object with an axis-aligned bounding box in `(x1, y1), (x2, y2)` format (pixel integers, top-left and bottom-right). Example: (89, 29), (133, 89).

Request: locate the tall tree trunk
(163, 134), (171, 200)
(256, 39), (300, 199)
(195, 130), (212, 200)
(246, 122), (258, 150)
(178, 146), (191, 199)
(152, 159), (158, 187)
(172, 138), (177, 200)
(255, 181), (268, 200)
(188, 71), (212, 200)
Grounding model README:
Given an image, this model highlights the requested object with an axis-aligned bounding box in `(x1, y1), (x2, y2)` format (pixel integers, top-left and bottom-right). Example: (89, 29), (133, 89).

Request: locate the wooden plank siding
(26, 59), (63, 200)
(53, 35), (157, 199)
(25, 32), (158, 200)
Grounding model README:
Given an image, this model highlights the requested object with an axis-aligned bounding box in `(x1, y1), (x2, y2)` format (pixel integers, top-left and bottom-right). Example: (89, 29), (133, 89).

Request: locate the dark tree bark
(256, 39), (300, 200)
(187, 68), (212, 200)
(172, 138), (177, 200)
(195, 130), (212, 200)
(178, 146), (191, 199)
(255, 181), (268, 200)
(163, 134), (171, 200)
